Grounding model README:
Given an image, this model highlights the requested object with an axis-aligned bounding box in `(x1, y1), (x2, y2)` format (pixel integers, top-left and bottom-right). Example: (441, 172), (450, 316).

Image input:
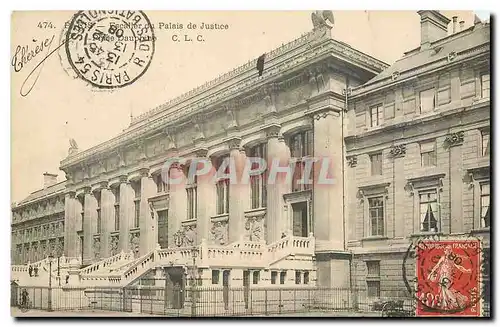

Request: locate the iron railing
(11, 285), (491, 317)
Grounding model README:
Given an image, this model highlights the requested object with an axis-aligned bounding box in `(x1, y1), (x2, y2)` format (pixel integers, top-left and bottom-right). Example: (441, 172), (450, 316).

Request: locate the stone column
(449, 133), (464, 233)
(119, 177), (133, 253)
(310, 106), (344, 250)
(100, 187), (114, 259)
(265, 124), (289, 244)
(83, 189), (97, 265)
(227, 138), (245, 243)
(64, 192), (79, 258)
(168, 163), (186, 247)
(140, 171), (156, 255)
(196, 150), (215, 245)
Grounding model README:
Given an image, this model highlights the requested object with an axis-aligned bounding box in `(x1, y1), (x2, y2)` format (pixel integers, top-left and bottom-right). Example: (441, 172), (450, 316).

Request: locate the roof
(361, 22), (490, 88)
(15, 181), (66, 208)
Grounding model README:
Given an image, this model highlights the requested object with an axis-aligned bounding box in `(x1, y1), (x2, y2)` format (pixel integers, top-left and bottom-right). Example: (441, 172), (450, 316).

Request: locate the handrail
(80, 251), (130, 275)
(76, 234), (316, 287)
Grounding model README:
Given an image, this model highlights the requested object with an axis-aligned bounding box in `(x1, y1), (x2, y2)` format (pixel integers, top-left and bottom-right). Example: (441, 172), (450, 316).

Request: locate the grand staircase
(12, 233), (316, 288)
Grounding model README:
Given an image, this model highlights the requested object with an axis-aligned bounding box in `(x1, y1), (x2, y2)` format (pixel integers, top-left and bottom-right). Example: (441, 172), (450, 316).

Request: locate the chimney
(43, 172), (58, 189)
(452, 16), (458, 34)
(459, 20), (465, 31)
(417, 10), (451, 48)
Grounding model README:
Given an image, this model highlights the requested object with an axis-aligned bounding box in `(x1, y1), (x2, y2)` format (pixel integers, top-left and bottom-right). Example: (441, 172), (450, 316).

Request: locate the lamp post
(190, 246), (199, 317)
(48, 254), (53, 312)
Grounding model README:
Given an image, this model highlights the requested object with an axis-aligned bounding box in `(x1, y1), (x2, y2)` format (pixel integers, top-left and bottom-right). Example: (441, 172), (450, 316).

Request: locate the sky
(11, 10), (478, 203)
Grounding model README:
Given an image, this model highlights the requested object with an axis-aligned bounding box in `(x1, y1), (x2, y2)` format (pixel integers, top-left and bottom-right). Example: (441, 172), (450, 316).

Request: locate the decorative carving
(312, 109), (336, 120)
(261, 83), (277, 115)
(227, 137), (241, 151)
(93, 237), (101, 260)
(244, 216), (265, 242)
(65, 171), (74, 183)
(129, 233), (140, 258)
(265, 125), (281, 139)
(444, 131), (465, 148)
(110, 235), (119, 256)
(97, 159), (107, 175)
(56, 238), (64, 256)
(136, 139), (147, 161)
(389, 144), (406, 158)
(226, 107), (238, 131)
(173, 224), (197, 247)
(210, 220), (229, 245)
(68, 138), (79, 156)
(117, 149), (126, 168)
(447, 51), (457, 62)
(164, 127), (177, 150)
(311, 10), (335, 30)
(391, 71), (400, 81)
(347, 155), (357, 167)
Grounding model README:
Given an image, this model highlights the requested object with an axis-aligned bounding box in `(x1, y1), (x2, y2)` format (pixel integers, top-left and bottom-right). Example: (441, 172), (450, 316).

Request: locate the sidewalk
(12, 307), (382, 318)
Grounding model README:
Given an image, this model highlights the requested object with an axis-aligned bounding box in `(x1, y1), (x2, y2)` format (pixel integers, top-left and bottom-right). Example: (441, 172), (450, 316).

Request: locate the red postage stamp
(415, 239), (482, 317)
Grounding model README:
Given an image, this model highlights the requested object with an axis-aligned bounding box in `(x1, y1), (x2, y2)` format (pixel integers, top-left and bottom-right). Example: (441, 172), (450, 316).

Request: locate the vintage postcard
(10, 10), (491, 318)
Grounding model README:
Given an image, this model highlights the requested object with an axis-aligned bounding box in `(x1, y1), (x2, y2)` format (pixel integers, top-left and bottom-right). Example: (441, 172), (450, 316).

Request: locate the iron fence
(12, 285), (490, 317)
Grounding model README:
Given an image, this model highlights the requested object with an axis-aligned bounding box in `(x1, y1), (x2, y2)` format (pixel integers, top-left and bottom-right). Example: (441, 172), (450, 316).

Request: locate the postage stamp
(64, 10), (155, 89)
(404, 236), (483, 317)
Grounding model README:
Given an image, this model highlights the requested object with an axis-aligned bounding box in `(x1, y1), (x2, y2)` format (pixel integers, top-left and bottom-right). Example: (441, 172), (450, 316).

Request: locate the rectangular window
(96, 208), (102, 234)
(186, 184), (197, 220)
(303, 271), (310, 284)
(290, 131), (313, 193)
(216, 179), (230, 215)
(370, 153), (383, 176)
(367, 281), (381, 298)
(279, 271), (286, 285)
(420, 88), (435, 113)
(250, 144), (267, 209)
(419, 190), (439, 232)
(420, 141), (437, 167)
(252, 271), (260, 285)
(113, 186), (120, 232)
(290, 130), (313, 158)
(480, 182), (490, 228)
(114, 204), (120, 231)
(368, 197), (384, 236)
(131, 180), (142, 199)
(212, 270), (220, 284)
(295, 271), (301, 285)
(481, 73), (490, 98)
(481, 131), (490, 157)
(271, 271), (277, 285)
(366, 261), (380, 277)
(292, 202), (309, 237)
(134, 200), (140, 228)
(154, 174), (169, 193)
(215, 156), (230, 215)
(370, 104), (384, 127)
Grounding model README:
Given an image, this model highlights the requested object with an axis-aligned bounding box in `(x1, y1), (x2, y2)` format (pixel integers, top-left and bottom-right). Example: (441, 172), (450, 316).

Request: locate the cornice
(350, 43), (490, 99)
(60, 35), (387, 170)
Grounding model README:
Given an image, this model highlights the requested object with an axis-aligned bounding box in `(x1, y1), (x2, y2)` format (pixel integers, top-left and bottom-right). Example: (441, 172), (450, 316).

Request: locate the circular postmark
(402, 233), (485, 316)
(65, 10), (155, 89)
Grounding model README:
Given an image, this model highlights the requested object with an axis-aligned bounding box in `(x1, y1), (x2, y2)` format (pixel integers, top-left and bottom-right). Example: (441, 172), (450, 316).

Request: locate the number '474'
(37, 21), (54, 29)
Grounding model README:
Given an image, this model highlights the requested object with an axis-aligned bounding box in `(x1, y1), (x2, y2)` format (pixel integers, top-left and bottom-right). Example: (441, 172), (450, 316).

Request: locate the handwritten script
(11, 35), (66, 97)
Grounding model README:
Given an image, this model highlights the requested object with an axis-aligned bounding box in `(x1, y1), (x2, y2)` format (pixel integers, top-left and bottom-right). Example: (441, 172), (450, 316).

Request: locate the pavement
(11, 307), (383, 318)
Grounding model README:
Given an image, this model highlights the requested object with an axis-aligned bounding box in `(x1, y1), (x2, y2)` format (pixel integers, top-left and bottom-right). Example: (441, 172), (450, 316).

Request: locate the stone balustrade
(15, 234), (316, 287)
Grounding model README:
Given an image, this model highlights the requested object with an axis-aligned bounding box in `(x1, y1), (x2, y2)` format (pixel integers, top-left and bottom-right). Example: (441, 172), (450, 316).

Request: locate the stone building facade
(11, 11), (490, 293)
(345, 11), (490, 297)
(11, 173), (66, 265)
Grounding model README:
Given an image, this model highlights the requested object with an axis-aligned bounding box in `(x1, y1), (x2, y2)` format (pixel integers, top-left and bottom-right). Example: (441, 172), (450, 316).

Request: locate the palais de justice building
(11, 11), (490, 294)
